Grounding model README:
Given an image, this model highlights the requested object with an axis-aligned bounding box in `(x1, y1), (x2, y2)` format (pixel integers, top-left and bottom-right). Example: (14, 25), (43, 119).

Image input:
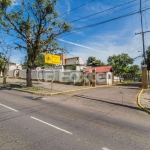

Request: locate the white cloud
(66, 30), (150, 66)
(57, 38), (105, 53)
(65, 0), (71, 14)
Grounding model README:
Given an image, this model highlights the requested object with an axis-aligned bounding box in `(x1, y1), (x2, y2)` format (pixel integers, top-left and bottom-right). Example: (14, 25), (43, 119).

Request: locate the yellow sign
(45, 54), (60, 65)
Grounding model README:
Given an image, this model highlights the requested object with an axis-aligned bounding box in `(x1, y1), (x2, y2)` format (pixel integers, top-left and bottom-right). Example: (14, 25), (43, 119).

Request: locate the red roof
(86, 66), (113, 73)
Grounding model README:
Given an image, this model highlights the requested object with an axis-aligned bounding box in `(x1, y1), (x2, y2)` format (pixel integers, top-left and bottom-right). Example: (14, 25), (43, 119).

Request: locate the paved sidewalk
(140, 89), (150, 111)
(0, 78), (95, 94)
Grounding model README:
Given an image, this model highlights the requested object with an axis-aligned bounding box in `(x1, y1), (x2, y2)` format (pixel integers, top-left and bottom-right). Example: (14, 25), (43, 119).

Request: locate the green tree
(87, 56), (105, 66)
(72, 64), (76, 70)
(107, 53), (133, 78)
(24, 53), (51, 69)
(142, 46), (150, 70)
(0, 0), (71, 87)
(128, 65), (139, 80)
(0, 37), (12, 85)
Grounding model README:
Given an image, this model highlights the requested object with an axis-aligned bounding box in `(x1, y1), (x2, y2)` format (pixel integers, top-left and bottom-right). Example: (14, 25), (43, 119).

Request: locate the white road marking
(30, 116), (73, 135)
(0, 103), (18, 112)
(102, 147), (111, 150)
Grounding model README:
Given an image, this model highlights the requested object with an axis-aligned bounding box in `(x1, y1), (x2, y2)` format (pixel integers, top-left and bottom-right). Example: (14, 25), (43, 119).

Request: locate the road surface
(0, 85), (150, 150)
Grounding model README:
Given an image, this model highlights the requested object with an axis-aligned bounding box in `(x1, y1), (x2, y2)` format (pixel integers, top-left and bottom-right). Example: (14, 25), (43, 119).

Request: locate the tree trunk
(2, 69), (7, 85)
(26, 67), (32, 87)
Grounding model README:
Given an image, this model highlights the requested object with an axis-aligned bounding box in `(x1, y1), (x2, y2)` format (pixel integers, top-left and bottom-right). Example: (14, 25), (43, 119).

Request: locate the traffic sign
(36, 67), (41, 72)
(45, 54), (60, 65)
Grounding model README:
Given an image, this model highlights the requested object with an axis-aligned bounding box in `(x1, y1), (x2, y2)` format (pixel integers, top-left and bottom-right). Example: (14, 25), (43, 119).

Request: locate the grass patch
(22, 86), (43, 91)
(0, 83), (43, 91)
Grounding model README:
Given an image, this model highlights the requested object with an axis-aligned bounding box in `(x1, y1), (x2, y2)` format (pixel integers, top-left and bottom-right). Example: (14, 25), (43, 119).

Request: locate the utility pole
(140, 0), (146, 64)
(135, 0), (150, 63)
(135, 0), (149, 89)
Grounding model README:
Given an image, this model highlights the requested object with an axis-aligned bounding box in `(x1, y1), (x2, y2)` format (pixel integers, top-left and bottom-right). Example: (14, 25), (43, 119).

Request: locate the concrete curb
(1, 85), (111, 96)
(137, 89), (150, 114)
(32, 85), (111, 96)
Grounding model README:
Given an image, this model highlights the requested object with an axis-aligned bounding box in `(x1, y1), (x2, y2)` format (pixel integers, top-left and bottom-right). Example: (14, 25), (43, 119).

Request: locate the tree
(128, 65), (139, 80)
(24, 53), (51, 69)
(0, 37), (12, 85)
(107, 53), (133, 78)
(87, 56), (105, 66)
(72, 64), (76, 70)
(0, 0), (71, 87)
(141, 46), (150, 70)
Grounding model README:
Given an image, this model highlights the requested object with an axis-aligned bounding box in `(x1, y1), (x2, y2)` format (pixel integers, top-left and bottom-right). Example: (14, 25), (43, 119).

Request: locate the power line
(72, 0), (149, 28)
(61, 0), (95, 16)
(4, 6), (150, 43)
(69, 0), (138, 23)
(58, 6), (150, 38)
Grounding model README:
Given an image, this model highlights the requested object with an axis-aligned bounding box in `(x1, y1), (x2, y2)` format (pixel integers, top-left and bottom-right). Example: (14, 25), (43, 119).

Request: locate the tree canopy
(87, 56), (105, 66)
(143, 46), (150, 70)
(107, 53), (133, 77)
(0, 0), (71, 86)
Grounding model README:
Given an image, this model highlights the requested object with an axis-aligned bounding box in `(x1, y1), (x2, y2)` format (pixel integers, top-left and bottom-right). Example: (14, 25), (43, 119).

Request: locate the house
(86, 66), (114, 85)
(57, 54), (85, 71)
(7, 63), (22, 78)
(0, 62), (22, 77)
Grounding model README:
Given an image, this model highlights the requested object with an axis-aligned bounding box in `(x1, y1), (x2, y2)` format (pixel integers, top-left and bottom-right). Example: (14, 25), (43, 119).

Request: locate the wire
(72, 0), (148, 28)
(2, 1), (150, 43)
(60, 0), (95, 16)
(69, 0), (138, 23)
(58, 6), (150, 38)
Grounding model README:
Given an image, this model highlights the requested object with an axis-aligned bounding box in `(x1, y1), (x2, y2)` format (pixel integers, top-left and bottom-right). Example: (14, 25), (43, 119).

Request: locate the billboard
(45, 54), (60, 65)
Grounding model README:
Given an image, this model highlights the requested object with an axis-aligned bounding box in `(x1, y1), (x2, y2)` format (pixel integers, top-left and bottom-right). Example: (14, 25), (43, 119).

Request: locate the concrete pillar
(92, 68), (96, 87)
(142, 65), (148, 89)
(80, 70), (84, 86)
(112, 73), (114, 85)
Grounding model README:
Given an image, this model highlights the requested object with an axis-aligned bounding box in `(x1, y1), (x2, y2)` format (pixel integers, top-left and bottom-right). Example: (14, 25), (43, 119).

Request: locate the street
(0, 85), (150, 150)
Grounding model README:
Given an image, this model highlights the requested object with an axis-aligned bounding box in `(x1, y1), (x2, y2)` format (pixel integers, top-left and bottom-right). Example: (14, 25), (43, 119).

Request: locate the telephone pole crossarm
(135, 30), (150, 35)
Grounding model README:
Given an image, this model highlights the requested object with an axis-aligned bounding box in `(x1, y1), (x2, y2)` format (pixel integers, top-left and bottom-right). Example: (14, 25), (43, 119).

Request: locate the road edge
(1, 85), (111, 96)
(137, 89), (150, 114)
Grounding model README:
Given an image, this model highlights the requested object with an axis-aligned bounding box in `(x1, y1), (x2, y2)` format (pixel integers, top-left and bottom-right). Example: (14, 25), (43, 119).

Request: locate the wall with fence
(8, 69), (112, 85)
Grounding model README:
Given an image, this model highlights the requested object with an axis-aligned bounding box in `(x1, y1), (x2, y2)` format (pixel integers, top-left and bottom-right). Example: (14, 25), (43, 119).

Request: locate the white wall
(106, 72), (112, 85)
(79, 57), (85, 65)
(66, 58), (79, 65)
(17, 69), (112, 85)
(65, 57), (85, 65)
(114, 76), (120, 82)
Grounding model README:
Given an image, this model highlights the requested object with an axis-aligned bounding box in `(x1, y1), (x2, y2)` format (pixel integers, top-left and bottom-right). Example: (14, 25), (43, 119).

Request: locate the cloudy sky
(1, 0), (150, 66)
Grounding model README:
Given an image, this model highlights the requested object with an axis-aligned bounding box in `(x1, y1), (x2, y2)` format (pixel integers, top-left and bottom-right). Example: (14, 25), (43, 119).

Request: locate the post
(140, 0), (146, 64)
(112, 73), (114, 85)
(80, 70), (84, 86)
(142, 65), (148, 89)
(92, 68), (96, 87)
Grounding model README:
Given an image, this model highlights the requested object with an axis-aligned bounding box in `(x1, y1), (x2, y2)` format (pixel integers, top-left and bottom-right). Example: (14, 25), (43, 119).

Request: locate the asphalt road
(0, 85), (150, 150)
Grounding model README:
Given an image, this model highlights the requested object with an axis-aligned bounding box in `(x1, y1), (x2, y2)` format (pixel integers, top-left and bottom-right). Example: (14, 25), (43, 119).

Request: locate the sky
(1, 0), (150, 66)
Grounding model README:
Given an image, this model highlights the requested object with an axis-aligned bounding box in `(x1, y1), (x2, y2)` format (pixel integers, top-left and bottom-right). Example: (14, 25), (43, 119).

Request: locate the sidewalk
(0, 78), (107, 95)
(140, 89), (150, 111)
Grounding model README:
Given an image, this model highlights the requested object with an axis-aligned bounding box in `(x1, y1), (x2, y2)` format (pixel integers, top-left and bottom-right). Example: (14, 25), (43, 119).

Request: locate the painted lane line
(30, 116), (73, 135)
(0, 103), (18, 112)
(102, 147), (111, 150)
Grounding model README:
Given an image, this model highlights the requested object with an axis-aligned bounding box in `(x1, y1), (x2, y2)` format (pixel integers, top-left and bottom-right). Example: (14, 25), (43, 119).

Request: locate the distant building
(86, 66), (114, 85)
(7, 62), (22, 78)
(1, 62), (22, 77)
(57, 54), (85, 71)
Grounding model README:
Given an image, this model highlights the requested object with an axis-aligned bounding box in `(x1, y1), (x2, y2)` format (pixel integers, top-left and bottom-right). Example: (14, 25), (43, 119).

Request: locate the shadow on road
(115, 82), (141, 88)
(74, 94), (140, 111)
